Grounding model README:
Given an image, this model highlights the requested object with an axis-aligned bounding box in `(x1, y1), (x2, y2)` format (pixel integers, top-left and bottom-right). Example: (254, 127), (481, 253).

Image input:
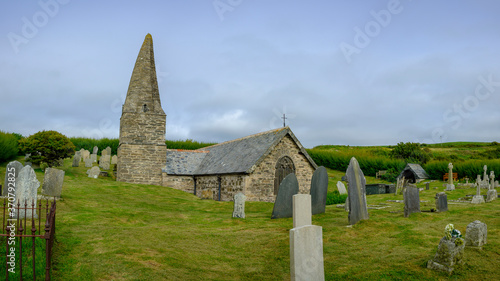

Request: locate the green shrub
(326, 191), (348, 205)
(0, 131), (19, 162)
(390, 142), (431, 164)
(19, 130), (75, 166)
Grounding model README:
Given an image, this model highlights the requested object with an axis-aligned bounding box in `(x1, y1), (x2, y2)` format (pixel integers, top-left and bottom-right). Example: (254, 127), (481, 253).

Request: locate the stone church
(117, 34), (317, 202)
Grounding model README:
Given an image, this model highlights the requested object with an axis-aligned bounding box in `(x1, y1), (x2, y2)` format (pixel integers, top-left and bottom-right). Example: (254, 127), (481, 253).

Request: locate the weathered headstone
(99, 155), (111, 170)
(489, 171), (495, 190)
(336, 181), (347, 195)
(435, 192), (448, 212)
(232, 192), (246, 219)
(15, 166), (39, 219)
(464, 220), (487, 249)
(72, 154), (81, 167)
(293, 194), (312, 228)
(290, 194), (324, 281)
(486, 189), (497, 203)
(105, 146), (112, 156)
(471, 181), (485, 204)
(310, 166), (328, 215)
(3, 161), (23, 196)
(445, 163), (455, 191)
(271, 173), (299, 219)
(93, 146), (98, 154)
(41, 167), (65, 198)
(427, 236), (465, 273)
(81, 149), (90, 161)
(84, 158), (93, 168)
(111, 155), (118, 165)
(404, 185), (420, 217)
(426, 182), (430, 190)
(101, 149), (108, 156)
(87, 166), (101, 179)
(346, 157), (369, 225)
(90, 153), (97, 163)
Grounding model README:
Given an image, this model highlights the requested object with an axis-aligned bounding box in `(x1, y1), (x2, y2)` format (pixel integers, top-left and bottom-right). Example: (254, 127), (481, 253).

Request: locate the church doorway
(274, 156), (295, 195)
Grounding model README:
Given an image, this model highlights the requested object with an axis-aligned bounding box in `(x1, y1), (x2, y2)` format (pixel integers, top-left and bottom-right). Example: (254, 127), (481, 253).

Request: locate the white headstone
(290, 225), (325, 281)
(87, 166), (101, 179)
(293, 194), (312, 228)
(336, 181), (347, 195)
(15, 166), (39, 219)
(232, 192), (246, 219)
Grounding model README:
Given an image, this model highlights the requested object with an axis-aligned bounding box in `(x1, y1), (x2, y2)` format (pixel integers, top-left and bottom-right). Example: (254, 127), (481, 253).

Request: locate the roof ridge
(198, 127), (290, 149)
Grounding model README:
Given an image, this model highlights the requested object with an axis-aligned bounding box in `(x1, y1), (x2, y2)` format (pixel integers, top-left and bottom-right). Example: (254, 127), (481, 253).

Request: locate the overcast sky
(1, 0), (500, 148)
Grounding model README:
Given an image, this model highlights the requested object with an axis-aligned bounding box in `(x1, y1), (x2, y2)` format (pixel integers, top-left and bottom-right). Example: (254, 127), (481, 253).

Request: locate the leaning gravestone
(15, 166), (39, 219)
(72, 154), (81, 167)
(310, 166), (328, 215)
(290, 194), (325, 281)
(464, 220), (487, 249)
(42, 167), (65, 198)
(111, 155), (118, 165)
(271, 173), (299, 219)
(84, 158), (93, 168)
(346, 157), (369, 225)
(87, 166), (101, 179)
(404, 185), (420, 217)
(336, 181), (347, 195)
(3, 161), (23, 196)
(435, 192), (448, 212)
(232, 192), (246, 219)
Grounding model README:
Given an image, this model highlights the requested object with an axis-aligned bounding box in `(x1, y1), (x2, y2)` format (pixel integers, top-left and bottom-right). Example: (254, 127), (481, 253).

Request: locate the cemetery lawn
(1, 159), (499, 280)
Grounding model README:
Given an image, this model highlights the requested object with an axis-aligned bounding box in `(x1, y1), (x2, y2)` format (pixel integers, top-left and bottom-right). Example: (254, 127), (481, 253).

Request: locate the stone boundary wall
(162, 174), (194, 193)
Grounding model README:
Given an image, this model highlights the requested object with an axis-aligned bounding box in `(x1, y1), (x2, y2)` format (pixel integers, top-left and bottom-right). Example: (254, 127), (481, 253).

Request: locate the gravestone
(99, 155), (111, 170)
(486, 189), (497, 203)
(435, 192), (448, 212)
(81, 150), (90, 161)
(90, 153), (97, 163)
(404, 185), (420, 217)
(271, 173), (299, 219)
(471, 182), (485, 204)
(310, 166), (328, 215)
(346, 157), (369, 225)
(42, 167), (65, 198)
(427, 237), (465, 273)
(489, 171), (495, 190)
(101, 149), (108, 156)
(336, 181), (347, 195)
(232, 192), (246, 219)
(464, 220), (487, 248)
(72, 154), (81, 167)
(293, 194), (312, 228)
(111, 155), (118, 165)
(15, 166), (39, 219)
(87, 166), (101, 179)
(445, 163), (455, 191)
(93, 146), (98, 154)
(290, 194), (324, 281)
(426, 182), (430, 190)
(105, 146), (112, 155)
(3, 161), (23, 196)
(84, 158), (93, 168)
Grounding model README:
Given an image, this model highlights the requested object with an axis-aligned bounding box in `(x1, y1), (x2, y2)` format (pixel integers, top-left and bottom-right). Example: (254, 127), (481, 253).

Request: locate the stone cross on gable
(282, 113), (287, 127)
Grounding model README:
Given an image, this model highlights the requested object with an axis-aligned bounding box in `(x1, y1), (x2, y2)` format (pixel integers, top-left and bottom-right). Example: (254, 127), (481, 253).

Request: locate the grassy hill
(0, 152), (499, 280)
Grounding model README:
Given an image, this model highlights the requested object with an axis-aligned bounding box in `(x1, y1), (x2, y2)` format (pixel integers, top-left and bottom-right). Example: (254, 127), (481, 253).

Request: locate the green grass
(0, 158), (499, 280)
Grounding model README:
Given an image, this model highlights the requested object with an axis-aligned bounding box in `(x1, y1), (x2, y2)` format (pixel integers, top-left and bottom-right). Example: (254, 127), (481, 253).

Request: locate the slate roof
(397, 163), (430, 179)
(162, 127), (317, 176)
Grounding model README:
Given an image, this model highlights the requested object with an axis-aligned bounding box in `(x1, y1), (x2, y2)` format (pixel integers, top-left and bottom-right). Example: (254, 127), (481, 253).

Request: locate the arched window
(274, 156), (295, 195)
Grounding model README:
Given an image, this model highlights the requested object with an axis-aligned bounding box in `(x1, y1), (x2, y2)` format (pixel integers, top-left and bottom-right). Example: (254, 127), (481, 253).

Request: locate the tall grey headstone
(15, 166), (39, 219)
(84, 158), (93, 168)
(346, 157), (368, 225)
(435, 192), (448, 212)
(93, 146), (99, 154)
(42, 167), (65, 198)
(336, 181), (347, 195)
(293, 194), (312, 228)
(426, 182), (430, 190)
(232, 192), (246, 219)
(404, 185), (420, 217)
(72, 154), (81, 167)
(271, 173), (299, 219)
(111, 155), (118, 165)
(310, 166), (328, 215)
(464, 220), (487, 248)
(87, 166), (101, 179)
(3, 161), (23, 196)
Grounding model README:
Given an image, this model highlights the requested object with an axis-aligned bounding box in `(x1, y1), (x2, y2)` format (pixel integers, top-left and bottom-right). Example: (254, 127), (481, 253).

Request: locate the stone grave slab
(310, 166), (328, 215)
(232, 192), (246, 219)
(346, 157), (368, 225)
(41, 167), (65, 198)
(15, 166), (39, 219)
(271, 173), (299, 219)
(3, 160), (23, 196)
(404, 186), (420, 217)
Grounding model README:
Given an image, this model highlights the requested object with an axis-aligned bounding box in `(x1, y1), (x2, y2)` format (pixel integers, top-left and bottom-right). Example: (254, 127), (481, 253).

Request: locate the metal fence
(1, 198), (57, 281)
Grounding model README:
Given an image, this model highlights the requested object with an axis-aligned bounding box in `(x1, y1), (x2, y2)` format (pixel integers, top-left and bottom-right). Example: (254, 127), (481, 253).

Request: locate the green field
(1, 154), (499, 280)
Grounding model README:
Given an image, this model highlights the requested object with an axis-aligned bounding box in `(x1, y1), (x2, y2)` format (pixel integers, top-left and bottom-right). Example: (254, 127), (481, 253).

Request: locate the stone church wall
(117, 143), (166, 185)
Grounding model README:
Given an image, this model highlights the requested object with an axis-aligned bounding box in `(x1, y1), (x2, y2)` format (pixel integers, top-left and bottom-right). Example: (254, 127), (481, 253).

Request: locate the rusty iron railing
(1, 198), (56, 281)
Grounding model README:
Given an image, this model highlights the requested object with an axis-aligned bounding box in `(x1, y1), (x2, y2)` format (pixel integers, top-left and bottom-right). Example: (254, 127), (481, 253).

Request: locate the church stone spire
(123, 33), (164, 115)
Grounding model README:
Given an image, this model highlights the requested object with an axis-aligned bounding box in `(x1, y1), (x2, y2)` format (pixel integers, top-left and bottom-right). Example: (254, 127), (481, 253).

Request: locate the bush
(326, 191), (348, 205)
(390, 142), (431, 164)
(19, 130), (75, 166)
(0, 131), (19, 162)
